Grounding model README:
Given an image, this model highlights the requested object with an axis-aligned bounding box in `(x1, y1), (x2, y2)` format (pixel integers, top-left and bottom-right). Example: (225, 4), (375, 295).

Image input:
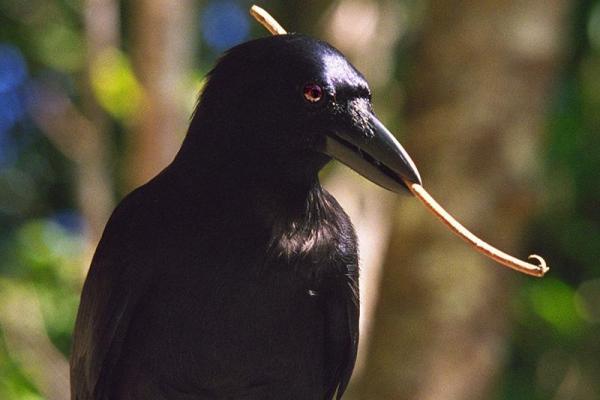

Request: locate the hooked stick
(409, 183), (548, 277)
(250, 5), (549, 278)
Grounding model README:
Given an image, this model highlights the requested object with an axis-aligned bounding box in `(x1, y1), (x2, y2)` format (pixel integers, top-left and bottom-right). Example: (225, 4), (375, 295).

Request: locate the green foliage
(527, 278), (583, 335)
(35, 23), (84, 72)
(500, 2), (600, 398)
(91, 49), (142, 120)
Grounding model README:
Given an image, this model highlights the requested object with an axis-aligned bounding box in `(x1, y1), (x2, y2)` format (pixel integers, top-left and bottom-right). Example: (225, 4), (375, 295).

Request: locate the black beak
(323, 114), (422, 193)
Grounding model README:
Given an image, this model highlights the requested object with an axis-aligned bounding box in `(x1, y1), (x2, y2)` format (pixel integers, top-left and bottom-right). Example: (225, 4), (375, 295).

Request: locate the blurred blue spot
(0, 89), (26, 127)
(52, 210), (85, 234)
(0, 44), (29, 167)
(0, 89), (26, 167)
(0, 44), (27, 93)
(0, 126), (16, 167)
(202, 1), (250, 52)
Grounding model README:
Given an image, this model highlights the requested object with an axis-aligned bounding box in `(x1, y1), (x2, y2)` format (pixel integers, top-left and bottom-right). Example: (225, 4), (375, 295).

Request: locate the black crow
(70, 34), (421, 400)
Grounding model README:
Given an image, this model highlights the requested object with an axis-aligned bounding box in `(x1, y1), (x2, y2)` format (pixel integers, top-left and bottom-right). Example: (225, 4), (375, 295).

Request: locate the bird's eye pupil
(303, 83), (323, 103)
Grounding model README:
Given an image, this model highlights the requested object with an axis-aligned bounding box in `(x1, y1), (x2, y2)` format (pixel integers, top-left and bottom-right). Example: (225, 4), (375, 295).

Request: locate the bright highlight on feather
(250, 4), (549, 278)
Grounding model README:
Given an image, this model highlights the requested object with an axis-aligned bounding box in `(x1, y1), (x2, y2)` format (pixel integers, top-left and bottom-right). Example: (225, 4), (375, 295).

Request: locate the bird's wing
(324, 265), (360, 400)
(70, 188), (154, 400)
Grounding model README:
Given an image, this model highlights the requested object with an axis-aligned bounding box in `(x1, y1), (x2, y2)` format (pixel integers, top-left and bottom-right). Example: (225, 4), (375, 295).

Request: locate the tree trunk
(128, 0), (196, 189)
(81, 0), (119, 254)
(348, 1), (571, 398)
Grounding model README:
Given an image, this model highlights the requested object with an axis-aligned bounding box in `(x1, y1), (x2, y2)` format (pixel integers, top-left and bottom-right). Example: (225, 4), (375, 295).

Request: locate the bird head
(187, 34), (421, 193)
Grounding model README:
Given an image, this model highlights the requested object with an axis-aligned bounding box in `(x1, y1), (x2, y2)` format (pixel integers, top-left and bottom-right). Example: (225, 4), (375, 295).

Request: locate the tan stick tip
(250, 5), (287, 35)
(528, 254), (549, 275)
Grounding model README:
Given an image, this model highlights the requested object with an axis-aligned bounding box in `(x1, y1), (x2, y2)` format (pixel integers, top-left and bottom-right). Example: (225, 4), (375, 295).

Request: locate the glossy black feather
(71, 34), (366, 399)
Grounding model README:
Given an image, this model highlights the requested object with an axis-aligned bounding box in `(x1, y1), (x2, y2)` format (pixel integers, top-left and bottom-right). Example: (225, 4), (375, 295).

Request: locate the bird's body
(72, 162), (357, 399)
(71, 34), (420, 400)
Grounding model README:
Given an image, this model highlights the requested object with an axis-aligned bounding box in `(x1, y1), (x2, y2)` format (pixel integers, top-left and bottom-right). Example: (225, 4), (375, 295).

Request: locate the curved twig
(409, 183), (548, 277)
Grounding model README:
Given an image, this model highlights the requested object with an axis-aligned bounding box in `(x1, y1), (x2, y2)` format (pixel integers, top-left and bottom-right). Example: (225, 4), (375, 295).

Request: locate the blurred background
(0, 0), (598, 399)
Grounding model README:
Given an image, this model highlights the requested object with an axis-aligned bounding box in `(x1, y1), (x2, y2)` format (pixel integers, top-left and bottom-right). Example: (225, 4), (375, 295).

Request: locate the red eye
(303, 83), (323, 103)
